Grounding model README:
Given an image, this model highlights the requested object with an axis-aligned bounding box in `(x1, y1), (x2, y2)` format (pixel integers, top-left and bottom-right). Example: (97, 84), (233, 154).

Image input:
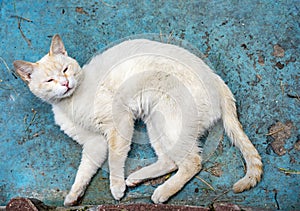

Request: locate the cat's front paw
(110, 179), (126, 200)
(64, 192), (83, 206)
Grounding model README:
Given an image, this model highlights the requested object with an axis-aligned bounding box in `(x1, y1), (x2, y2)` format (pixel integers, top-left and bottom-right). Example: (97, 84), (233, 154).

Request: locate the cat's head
(14, 34), (82, 103)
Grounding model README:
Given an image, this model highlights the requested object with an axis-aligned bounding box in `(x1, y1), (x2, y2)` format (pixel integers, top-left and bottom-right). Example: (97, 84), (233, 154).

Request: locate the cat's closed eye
(46, 79), (54, 83)
(63, 66), (68, 73)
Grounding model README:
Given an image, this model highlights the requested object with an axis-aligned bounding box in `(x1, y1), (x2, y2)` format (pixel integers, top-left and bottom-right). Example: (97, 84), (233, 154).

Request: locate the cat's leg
(126, 155), (177, 187)
(64, 134), (107, 206)
(107, 127), (133, 200)
(126, 120), (177, 187)
(146, 108), (202, 202)
(151, 152), (202, 203)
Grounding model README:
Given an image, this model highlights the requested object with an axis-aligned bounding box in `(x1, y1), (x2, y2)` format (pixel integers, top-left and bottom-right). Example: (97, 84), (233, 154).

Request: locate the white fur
(14, 35), (263, 206)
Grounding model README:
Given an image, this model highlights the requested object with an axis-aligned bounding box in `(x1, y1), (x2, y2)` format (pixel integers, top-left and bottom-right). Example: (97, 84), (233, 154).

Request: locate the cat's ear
(49, 34), (67, 56)
(13, 60), (35, 83)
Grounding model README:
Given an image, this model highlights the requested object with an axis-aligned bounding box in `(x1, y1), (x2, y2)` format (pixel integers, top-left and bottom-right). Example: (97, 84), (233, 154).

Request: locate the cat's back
(83, 39), (214, 77)
(81, 39), (223, 106)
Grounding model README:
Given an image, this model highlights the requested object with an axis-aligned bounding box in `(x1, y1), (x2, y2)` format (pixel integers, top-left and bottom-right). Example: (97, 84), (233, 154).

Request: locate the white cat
(14, 35), (263, 206)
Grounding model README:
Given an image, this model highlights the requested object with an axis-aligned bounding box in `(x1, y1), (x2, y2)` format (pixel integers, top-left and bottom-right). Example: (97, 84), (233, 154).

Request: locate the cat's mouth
(56, 87), (75, 100)
(63, 87), (73, 95)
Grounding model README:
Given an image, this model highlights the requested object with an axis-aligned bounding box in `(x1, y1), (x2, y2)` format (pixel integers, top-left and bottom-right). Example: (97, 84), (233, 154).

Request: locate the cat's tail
(219, 80), (263, 193)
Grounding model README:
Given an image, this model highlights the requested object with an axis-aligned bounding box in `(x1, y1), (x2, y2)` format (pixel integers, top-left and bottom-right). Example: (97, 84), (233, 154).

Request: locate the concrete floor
(0, 0), (299, 210)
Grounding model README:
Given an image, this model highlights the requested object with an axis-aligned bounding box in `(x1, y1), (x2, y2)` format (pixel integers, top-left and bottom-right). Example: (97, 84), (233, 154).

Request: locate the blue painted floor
(0, 0), (299, 210)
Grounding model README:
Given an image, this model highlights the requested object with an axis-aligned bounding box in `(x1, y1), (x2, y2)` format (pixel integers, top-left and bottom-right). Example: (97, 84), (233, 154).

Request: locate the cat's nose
(62, 80), (69, 88)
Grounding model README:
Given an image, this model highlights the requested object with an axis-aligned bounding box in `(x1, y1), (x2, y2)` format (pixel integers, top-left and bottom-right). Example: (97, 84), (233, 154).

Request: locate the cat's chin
(63, 87), (73, 95)
(60, 87), (76, 98)
(48, 87), (76, 102)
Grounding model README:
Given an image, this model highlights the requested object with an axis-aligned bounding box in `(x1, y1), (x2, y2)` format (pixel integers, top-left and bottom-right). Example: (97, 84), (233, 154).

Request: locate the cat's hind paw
(151, 185), (170, 204)
(233, 169), (262, 193)
(125, 176), (142, 187)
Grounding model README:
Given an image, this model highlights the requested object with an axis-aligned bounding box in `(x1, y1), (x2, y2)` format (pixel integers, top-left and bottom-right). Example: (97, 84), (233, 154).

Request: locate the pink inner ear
(13, 60), (34, 82)
(50, 45), (66, 55)
(50, 35), (66, 55)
